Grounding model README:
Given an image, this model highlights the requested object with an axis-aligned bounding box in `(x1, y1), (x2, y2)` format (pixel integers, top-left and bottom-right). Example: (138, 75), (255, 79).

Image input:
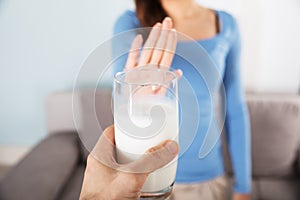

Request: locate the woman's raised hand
(124, 17), (182, 77)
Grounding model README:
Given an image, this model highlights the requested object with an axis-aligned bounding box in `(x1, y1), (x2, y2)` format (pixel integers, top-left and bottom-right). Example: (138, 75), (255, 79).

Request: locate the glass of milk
(113, 66), (179, 199)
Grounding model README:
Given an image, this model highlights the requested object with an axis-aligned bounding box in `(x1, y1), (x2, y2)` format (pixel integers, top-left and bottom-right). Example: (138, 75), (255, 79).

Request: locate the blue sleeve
(112, 10), (140, 74)
(113, 10), (140, 35)
(223, 17), (251, 193)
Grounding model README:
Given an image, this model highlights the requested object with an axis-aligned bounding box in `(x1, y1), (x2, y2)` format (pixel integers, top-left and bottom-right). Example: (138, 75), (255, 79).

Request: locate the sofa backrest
(47, 91), (300, 176)
(46, 88), (113, 159)
(247, 93), (300, 177)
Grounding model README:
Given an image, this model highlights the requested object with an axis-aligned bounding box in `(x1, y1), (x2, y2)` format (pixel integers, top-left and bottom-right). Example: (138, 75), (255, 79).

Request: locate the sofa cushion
(298, 149), (300, 175)
(0, 132), (80, 200)
(247, 94), (300, 177)
(57, 165), (85, 200)
(257, 178), (300, 200)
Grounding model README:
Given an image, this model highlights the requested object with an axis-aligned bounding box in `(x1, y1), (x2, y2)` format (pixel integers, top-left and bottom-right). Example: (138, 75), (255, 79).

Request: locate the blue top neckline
(177, 10), (224, 44)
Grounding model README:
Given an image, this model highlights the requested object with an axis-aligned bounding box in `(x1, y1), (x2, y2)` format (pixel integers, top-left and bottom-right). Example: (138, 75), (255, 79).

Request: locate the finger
(102, 125), (115, 144)
(124, 35), (143, 70)
(146, 139), (174, 153)
(149, 17), (173, 66)
(139, 23), (162, 66)
(159, 29), (177, 69)
(90, 125), (119, 169)
(174, 69), (183, 79)
(118, 140), (179, 174)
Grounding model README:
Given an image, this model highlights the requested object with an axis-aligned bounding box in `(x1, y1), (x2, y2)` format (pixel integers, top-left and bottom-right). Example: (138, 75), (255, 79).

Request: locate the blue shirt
(113, 10), (251, 193)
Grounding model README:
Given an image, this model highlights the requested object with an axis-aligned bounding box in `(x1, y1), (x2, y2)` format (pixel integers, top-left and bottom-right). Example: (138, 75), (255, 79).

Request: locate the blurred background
(0, 0), (299, 180)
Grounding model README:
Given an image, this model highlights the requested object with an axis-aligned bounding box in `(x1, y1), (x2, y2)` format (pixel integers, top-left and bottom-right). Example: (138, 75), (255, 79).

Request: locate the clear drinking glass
(113, 66), (179, 199)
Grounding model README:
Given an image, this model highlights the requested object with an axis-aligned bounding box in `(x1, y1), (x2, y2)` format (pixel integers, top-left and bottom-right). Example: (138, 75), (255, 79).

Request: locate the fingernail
(147, 147), (156, 153)
(166, 141), (178, 155)
(155, 22), (162, 27)
(177, 69), (183, 76)
(135, 34), (142, 40)
(164, 17), (172, 22)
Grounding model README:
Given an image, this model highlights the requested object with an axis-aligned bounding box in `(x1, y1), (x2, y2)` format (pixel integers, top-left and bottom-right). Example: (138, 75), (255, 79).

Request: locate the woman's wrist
(233, 193), (250, 200)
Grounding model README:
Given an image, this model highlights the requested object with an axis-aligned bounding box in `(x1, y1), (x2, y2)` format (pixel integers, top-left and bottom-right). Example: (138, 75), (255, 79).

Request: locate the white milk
(114, 100), (178, 192)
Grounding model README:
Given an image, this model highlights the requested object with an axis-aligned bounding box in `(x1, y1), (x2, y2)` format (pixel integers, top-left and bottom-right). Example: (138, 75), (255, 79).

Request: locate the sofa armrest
(298, 148), (300, 174)
(0, 132), (80, 200)
(247, 93), (300, 177)
(46, 92), (76, 134)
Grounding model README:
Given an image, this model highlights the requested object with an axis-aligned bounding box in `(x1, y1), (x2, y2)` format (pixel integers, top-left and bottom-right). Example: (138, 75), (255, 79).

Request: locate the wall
(199, 0), (300, 92)
(258, 0), (300, 92)
(0, 0), (134, 147)
(0, 0), (299, 151)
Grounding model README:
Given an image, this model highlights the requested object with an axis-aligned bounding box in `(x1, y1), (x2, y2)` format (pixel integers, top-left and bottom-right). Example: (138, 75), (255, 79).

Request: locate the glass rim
(114, 67), (178, 86)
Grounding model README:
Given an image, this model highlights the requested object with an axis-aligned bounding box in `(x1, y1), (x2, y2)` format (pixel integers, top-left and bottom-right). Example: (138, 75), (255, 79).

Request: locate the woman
(113, 1), (251, 200)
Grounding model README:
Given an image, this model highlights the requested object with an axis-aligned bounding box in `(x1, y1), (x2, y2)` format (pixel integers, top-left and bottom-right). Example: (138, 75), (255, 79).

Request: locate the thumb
(118, 140), (179, 174)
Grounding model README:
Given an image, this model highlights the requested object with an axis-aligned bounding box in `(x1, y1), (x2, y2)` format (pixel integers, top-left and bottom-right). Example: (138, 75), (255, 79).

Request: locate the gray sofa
(0, 89), (299, 200)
